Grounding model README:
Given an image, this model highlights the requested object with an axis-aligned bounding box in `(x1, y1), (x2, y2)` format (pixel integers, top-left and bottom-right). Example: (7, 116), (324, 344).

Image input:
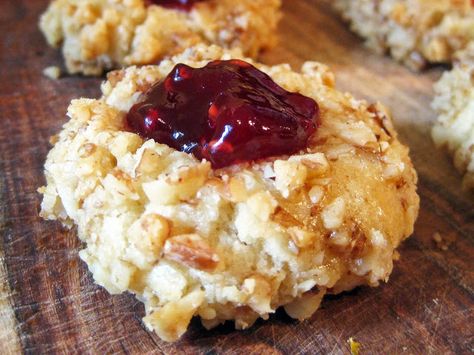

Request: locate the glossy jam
(144, 0), (205, 11)
(126, 60), (319, 168)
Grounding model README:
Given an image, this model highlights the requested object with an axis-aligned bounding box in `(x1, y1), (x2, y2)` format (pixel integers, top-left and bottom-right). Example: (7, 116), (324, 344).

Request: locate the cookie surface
(432, 42), (474, 190)
(334, 0), (474, 70)
(40, 45), (419, 342)
(39, 0), (281, 75)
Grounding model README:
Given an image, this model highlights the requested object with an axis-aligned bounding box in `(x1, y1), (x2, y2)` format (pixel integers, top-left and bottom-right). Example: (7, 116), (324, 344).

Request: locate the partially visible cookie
(432, 43), (474, 190)
(334, 0), (474, 70)
(40, 45), (419, 342)
(39, 0), (281, 75)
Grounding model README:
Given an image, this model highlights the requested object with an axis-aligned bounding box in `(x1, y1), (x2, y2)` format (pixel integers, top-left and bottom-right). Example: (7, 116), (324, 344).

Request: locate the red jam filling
(126, 60), (319, 169)
(144, 0), (205, 11)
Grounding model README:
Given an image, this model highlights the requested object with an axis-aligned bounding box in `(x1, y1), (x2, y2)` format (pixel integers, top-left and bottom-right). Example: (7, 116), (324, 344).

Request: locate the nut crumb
(164, 234), (219, 271)
(433, 232), (442, 243)
(43, 66), (61, 79)
(432, 232), (449, 251)
(348, 337), (361, 355)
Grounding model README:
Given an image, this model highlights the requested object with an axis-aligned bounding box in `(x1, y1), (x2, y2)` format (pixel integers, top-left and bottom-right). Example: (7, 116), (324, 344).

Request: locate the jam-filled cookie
(432, 42), (474, 190)
(334, 0), (474, 70)
(40, 45), (419, 342)
(39, 0), (281, 75)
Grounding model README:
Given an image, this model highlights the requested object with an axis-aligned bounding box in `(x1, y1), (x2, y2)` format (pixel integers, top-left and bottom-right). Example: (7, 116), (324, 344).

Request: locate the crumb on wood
(43, 66), (61, 79)
(432, 232), (449, 251)
(49, 134), (59, 145)
(393, 250), (400, 261)
(348, 337), (361, 355)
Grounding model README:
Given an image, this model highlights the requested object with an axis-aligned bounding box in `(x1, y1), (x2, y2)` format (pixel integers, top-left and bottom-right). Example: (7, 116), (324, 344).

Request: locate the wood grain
(0, 0), (473, 353)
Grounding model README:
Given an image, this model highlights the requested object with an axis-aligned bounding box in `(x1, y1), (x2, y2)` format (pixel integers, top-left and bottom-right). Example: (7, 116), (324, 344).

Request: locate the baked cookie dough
(334, 0), (474, 70)
(432, 43), (474, 190)
(40, 45), (419, 342)
(39, 0), (281, 75)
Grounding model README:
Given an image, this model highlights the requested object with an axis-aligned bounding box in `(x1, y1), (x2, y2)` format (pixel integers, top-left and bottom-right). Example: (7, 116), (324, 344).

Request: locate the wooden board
(0, 0), (473, 353)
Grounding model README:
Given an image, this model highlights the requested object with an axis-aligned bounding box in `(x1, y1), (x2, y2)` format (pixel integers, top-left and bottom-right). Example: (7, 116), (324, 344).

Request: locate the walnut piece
(164, 234), (219, 271)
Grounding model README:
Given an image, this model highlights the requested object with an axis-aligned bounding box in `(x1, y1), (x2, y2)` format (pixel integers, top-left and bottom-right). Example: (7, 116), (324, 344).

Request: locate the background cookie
(40, 45), (419, 342)
(334, 0), (474, 70)
(432, 43), (474, 190)
(39, 0), (281, 75)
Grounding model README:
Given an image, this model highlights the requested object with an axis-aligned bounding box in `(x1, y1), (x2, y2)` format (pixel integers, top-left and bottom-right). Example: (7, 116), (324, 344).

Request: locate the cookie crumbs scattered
(348, 337), (361, 355)
(43, 66), (61, 79)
